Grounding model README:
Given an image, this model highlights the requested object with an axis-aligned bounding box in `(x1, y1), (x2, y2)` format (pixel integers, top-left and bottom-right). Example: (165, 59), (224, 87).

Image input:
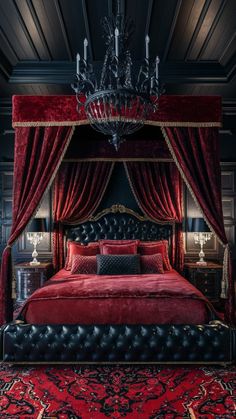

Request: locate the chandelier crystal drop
(71, 2), (163, 150)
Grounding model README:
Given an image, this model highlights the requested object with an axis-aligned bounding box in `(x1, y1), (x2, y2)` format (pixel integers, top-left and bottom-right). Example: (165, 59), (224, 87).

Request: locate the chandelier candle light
(71, 1), (162, 150)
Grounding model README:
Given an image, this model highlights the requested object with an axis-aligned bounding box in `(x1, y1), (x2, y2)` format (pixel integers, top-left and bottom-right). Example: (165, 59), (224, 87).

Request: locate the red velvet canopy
(12, 95), (221, 127)
(0, 94), (234, 326)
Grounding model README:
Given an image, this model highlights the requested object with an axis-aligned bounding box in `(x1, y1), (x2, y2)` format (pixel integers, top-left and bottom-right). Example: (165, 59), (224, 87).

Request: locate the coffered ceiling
(0, 0), (235, 114)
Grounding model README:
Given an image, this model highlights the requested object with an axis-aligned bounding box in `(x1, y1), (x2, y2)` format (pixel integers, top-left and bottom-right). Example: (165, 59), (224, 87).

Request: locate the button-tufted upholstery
(66, 213), (172, 244)
(1, 321), (235, 364)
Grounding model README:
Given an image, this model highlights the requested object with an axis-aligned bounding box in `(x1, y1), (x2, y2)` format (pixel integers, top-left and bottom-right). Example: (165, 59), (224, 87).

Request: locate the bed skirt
(1, 320), (235, 365)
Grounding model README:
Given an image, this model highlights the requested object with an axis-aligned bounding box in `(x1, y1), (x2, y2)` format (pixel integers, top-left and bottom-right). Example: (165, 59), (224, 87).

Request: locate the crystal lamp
(26, 218), (48, 265)
(187, 218), (212, 265)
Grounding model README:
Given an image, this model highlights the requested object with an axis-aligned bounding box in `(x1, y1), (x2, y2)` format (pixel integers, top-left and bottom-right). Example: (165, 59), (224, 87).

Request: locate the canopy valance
(12, 95), (221, 127)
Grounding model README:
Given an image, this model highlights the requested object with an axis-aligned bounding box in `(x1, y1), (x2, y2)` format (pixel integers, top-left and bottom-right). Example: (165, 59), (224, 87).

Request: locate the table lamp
(27, 218), (48, 265)
(187, 217), (212, 265)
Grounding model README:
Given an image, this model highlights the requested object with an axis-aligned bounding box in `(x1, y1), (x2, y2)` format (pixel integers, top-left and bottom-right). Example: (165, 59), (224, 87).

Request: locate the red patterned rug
(0, 364), (235, 418)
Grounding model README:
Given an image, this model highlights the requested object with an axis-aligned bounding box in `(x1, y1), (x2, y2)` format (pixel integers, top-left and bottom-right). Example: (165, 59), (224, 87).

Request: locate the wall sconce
(27, 218), (48, 265)
(187, 218), (212, 265)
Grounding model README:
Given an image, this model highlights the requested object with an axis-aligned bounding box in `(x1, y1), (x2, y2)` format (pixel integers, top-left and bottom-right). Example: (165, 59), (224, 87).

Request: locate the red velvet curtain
(53, 161), (114, 270)
(0, 126), (74, 324)
(163, 127), (235, 324)
(125, 162), (184, 271)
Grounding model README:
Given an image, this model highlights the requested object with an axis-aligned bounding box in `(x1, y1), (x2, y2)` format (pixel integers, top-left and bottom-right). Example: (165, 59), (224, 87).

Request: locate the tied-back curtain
(162, 126), (235, 324)
(0, 126), (74, 325)
(125, 161), (184, 271)
(53, 161), (114, 270)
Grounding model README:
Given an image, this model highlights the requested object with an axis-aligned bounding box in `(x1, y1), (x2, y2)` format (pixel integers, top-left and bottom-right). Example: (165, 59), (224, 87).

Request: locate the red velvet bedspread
(20, 269), (214, 324)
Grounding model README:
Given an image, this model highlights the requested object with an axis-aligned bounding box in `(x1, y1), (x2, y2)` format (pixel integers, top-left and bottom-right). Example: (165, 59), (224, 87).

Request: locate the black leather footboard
(1, 321), (235, 364)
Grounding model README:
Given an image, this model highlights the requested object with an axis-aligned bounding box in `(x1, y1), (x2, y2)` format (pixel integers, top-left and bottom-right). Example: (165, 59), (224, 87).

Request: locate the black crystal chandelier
(71, 0), (162, 150)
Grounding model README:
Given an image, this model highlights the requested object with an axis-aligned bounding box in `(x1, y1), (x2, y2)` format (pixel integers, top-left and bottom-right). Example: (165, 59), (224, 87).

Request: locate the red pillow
(100, 242), (138, 255)
(138, 240), (171, 271)
(65, 241), (100, 270)
(71, 254), (97, 274)
(140, 253), (164, 274)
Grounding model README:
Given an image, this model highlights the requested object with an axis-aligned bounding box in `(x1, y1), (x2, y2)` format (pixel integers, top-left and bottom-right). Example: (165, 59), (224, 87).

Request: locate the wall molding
(9, 60), (228, 84)
(0, 99), (13, 116)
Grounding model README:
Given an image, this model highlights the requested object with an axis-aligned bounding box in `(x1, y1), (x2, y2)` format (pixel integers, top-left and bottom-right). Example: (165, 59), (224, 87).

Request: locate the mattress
(19, 269), (214, 325)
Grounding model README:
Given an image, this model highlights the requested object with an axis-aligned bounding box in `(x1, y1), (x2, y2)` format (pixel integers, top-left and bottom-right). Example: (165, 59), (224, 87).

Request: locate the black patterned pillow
(97, 254), (141, 275)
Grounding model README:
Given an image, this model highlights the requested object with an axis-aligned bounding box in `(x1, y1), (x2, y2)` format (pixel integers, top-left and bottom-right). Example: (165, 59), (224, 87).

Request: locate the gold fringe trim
(161, 126), (228, 298)
(12, 120), (221, 128)
(123, 162), (175, 226)
(146, 120), (221, 127)
(221, 244), (229, 299)
(12, 120), (89, 128)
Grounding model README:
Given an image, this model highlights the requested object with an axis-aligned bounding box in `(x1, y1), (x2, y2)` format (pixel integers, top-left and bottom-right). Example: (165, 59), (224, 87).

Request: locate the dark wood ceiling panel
(188, 0), (223, 60)
(0, 0), (234, 108)
(31, 0), (69, 59)
(193, 0), (226, 61)
(220, 32), (236, 65)
(59, 0), (86, 61)
(0, 27), (18, 66)
(53, 0), (73, 60)
(201, 0), (236, 60)
(168, 0), (206, 60)
(166, 80), (236, 97)
(125, 0), (150, 59)
(0, 0), (37, 60)
(85, 0), (110, 61)
(148, 0), (180, 61)
(15, 0), (51, 60)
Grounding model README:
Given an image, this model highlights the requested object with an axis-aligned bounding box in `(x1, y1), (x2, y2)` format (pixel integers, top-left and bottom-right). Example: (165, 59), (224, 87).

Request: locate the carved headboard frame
(65, 204), (173, 245)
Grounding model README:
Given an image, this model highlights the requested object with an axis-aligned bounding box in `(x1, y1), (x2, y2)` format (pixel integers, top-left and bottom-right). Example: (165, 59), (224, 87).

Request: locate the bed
(1, 206), (235, 364)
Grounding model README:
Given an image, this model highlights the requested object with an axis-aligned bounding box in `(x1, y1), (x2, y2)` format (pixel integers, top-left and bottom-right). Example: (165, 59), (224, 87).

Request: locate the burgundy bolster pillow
(65, 241), (100, 270)
(140, 253), (164, 274)
(71, 254), (97, 274)
(138, 240), (171, 271)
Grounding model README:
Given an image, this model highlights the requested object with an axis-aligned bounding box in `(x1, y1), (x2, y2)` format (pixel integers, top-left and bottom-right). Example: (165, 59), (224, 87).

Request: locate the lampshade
(27, 218), (48, 233)
(187, 218), (211, 233)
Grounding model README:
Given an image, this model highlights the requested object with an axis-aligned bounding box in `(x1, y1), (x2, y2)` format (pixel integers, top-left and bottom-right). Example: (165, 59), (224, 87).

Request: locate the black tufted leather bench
(1, 321), (235, 364)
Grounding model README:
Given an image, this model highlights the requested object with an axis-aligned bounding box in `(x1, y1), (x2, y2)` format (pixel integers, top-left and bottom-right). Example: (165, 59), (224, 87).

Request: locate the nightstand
(184, 262), (222, 303)
(14, 262), (53, 303)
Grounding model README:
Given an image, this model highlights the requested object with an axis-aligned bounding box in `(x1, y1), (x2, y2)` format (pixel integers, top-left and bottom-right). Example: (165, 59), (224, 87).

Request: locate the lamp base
(196, 260), (207, 265)
(30, 258), (40, 266)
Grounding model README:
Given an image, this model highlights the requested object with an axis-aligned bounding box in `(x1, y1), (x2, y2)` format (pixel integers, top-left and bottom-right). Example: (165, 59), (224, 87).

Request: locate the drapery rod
(63, 158), (174, 162)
